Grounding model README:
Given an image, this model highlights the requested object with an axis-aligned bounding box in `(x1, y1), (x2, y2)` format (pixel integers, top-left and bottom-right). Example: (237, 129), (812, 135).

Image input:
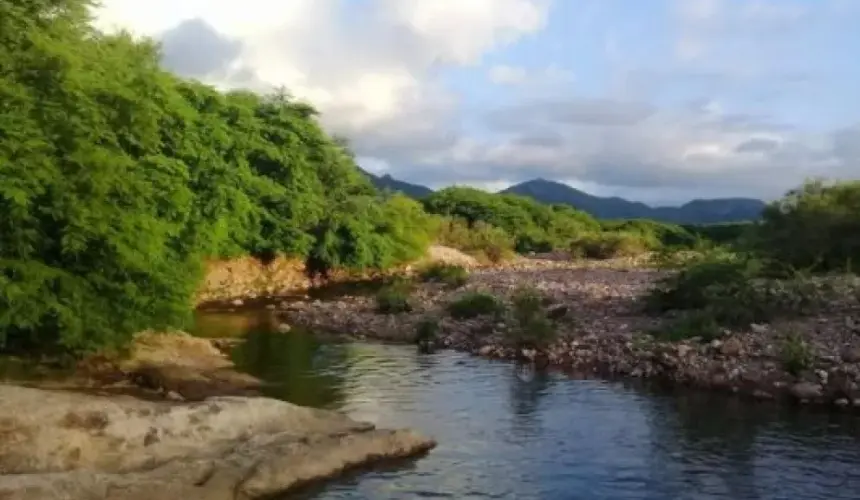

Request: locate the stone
(277, 323), (292, 333)
(546, 305), (569, 320)
(840, 347), (860, 363)
(478, 345), (495, 357)
(790, 382), (824, 401)
(719, 337), (743, 357)
(750, 323), (769, 334)
(0, 384), (435, 499)
(676, 345), (693, 358)
(231, 299), (244, 307)
(835, 398), (850, 407)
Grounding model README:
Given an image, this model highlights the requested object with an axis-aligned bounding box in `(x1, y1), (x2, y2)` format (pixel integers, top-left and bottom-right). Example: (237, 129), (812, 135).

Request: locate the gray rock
(840, 347), (860, 363)
(0, 385), (435, 499)
(790, 382), (824, 401)
(719, 337), (743, 357)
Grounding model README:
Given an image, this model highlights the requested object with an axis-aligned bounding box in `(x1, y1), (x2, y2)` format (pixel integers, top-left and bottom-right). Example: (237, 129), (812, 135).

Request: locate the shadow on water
(192, 310), (860, 500)
(191, 309), (351, 409)
(232, 329), (351, 409)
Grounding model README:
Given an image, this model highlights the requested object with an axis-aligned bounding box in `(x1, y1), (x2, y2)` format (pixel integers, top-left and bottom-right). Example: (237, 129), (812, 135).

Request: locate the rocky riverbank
(0, 332), (436, 500)
(278, 258), (860, 410)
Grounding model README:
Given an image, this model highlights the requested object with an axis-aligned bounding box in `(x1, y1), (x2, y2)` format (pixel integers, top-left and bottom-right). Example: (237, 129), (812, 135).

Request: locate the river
(193, 311), (860, 500)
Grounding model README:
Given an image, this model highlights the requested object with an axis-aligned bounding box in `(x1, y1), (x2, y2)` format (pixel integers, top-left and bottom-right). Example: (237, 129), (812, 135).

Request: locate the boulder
(0, 384), (435, 499)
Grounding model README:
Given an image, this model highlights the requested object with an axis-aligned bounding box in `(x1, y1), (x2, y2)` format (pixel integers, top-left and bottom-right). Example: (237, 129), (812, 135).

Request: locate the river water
(193, 312), (860, 500)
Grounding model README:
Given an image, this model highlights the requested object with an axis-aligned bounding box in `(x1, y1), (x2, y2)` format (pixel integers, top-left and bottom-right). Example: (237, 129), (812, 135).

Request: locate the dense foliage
(753, 180), (860, 273)
(423, 187), (601, 253)
(647, 180), (860, 340)
(0, 0), (432, 353)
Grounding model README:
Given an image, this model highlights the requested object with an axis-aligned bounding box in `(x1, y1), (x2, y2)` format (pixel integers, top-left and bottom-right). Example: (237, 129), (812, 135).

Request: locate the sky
(92, 0), (860, 205)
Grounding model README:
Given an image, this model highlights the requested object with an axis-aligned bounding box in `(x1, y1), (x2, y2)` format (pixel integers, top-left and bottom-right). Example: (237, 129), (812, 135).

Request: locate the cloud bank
(94, 0), (860, 204)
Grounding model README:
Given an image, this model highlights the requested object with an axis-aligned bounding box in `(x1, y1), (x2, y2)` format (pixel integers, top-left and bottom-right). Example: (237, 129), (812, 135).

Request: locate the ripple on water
(192, 312), (860, 500)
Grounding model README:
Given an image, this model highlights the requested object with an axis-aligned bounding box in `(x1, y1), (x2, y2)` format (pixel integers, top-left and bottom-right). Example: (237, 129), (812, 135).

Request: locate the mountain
(501, 178), (766, 224)
(359, 168), (433, 198)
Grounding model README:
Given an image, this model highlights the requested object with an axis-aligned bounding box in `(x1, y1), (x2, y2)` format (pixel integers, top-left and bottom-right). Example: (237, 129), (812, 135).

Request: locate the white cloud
(93, 0), (550, 142)
(91, 0), (858, 203)
(489, 65), (528, 85)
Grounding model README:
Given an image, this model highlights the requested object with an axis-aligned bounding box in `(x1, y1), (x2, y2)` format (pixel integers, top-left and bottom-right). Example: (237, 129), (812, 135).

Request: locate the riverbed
(193, 311), (860, 500)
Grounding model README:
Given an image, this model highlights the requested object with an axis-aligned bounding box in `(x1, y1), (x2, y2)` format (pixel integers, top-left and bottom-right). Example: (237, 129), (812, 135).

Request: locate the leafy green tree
(753, 180), (860, 273)
(0, 0), (434, 354)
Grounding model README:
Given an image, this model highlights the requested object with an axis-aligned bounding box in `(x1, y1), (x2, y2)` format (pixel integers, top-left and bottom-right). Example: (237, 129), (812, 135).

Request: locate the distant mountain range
(361, 170), (765, 224)
(359, 168), (433, 198)
(501, 179), (766, 224)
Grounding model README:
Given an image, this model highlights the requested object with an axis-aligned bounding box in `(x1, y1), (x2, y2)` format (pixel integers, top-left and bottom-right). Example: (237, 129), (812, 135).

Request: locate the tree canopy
(0, 0), (431, 353)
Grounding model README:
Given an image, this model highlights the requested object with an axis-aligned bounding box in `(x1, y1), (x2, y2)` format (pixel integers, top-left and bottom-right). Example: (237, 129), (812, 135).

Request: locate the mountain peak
(502, 178), (764, 224)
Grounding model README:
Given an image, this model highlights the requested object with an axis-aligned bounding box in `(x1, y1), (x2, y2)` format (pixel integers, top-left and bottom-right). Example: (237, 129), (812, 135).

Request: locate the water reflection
(233, 329), (352, 409)
(193, 312), (860, 500)
(507, 365), (553, 439)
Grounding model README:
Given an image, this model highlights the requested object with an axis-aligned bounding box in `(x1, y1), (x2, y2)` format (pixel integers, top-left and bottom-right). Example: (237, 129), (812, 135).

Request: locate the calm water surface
(193, 312), (860, 500)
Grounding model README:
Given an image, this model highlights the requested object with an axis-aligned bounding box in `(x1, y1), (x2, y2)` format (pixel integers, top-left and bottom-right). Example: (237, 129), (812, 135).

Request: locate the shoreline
(266, 258), (860, 412)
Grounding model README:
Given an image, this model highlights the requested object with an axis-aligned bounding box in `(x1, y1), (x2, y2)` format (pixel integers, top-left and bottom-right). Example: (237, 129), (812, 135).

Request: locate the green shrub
(414, 317), (441, 346)
(375, 282), (413, 314)
(419, 263), (469, 288)
(753, 180), (860, 273)
(434, 218), (515, 263)
(504, 286), (557, 349)
(424, 187), (600, 254)
(779, 331), (814, 376)
(651, 310), (723, 342)
(570, 232), (651, 260)
(645, 248), (845, 335)
(447, 292), (504, 319)
(645, 251), (763, 314)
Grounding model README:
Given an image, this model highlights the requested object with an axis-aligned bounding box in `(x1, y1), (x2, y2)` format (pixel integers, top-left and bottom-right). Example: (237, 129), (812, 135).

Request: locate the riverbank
(275, 257), (860, 410)
(0, 332), (436, 500)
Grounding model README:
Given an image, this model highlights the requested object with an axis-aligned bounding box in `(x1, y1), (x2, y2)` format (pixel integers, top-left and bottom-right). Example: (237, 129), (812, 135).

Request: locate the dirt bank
(196, 245), (481, 306)
(279, 258), (860, 410)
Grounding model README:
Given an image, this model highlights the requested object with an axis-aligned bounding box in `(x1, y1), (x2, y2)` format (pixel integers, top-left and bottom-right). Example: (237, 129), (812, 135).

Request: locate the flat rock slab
(0, 385), (435, 499)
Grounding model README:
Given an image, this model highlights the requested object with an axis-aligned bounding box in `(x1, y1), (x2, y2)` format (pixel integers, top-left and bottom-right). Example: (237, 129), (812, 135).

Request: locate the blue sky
(96, 0), (860, 204)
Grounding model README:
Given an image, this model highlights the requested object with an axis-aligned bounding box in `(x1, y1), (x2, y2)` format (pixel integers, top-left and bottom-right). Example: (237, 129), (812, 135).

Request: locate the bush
(414, 317), (441, 346)
(434, 218), (515, 263)
(780, 331), (814, 376)
(375, 282), (413, 314)
(753, 180), (860, 273)
(504, 286), (557, 349)
(570, 232), (651, 260)
(419, 263), (469, 288)
(423, 187), (600, 254)
(645, 247), (847, 338)
(447, 292), (505, 319)
(651, 310), (723, 342)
